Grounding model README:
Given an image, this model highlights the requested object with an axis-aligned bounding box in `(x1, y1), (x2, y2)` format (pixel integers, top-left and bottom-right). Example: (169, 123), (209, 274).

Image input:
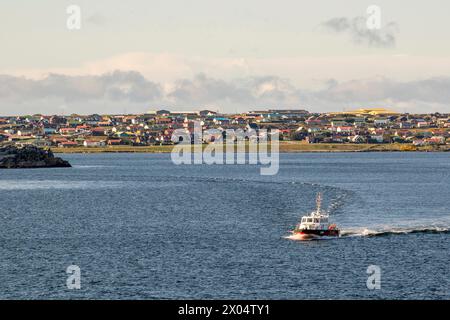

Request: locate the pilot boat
(292, 193), (340, 240)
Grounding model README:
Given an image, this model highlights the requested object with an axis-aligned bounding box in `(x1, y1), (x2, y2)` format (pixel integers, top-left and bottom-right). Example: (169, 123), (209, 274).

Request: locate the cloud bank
(319, 17), (398, 48)
(1, 71), (450, 115)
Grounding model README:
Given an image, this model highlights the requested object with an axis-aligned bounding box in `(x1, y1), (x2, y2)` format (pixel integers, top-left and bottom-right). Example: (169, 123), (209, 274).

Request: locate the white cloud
(6, 53), (450, 92)
(319, 16), (399, 48)
(1, 71), (450, 115)
(0, 71), (161, 103)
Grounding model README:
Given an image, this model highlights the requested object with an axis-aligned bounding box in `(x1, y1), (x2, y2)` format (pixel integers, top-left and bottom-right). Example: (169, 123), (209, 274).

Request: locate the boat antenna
(316, 192), (322, 213)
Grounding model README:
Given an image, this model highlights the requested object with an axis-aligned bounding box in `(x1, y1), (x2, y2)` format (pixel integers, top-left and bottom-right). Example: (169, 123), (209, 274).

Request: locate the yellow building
(328, 108), (399, 116)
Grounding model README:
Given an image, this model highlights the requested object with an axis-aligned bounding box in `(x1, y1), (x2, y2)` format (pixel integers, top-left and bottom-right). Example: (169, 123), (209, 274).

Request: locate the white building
(83, 140), (106, 147)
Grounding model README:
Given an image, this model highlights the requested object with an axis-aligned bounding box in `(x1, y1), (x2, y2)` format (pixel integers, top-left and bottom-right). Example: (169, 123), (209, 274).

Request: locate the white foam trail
(285, 225), (449, 242)
(341, 225), (450, 238)
(284, 232), (334, 241)
(284, 234), (309, 241)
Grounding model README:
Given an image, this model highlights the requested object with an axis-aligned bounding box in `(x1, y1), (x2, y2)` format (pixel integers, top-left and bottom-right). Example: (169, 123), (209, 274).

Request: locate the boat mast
(316, 192), (322, 213)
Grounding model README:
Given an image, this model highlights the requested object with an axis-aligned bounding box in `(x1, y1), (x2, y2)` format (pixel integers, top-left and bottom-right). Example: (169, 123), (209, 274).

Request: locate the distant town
(1, 108), (450, 151)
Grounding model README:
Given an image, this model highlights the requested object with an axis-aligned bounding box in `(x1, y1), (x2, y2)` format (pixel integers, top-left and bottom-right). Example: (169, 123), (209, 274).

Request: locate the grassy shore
(50, 142), (450, 153)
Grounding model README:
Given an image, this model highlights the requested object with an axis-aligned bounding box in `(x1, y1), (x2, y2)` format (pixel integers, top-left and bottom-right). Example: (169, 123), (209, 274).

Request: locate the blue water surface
(0, 152), (449, 299)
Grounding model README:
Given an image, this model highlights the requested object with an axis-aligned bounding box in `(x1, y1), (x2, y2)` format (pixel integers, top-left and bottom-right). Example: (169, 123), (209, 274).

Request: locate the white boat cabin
(296, 193), (335, 231)
(298, 215), (330, 230)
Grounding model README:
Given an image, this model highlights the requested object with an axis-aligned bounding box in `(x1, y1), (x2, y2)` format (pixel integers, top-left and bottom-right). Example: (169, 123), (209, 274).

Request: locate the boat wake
(285, 225), (449, 241)
(341, 226), (450, 238)
(285, 234), (313, 241)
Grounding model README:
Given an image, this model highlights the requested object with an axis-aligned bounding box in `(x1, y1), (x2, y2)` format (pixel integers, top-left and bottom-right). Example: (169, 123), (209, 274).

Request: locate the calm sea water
(0, 152), (449, 299)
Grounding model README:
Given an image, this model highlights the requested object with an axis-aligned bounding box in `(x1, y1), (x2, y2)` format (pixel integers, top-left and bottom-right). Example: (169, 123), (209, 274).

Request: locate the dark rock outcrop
(0, 145), (71, 169)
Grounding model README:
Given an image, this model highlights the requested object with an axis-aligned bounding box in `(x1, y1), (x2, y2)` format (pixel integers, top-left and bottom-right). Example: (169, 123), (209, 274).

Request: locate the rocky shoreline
(0, 145), (71, 169)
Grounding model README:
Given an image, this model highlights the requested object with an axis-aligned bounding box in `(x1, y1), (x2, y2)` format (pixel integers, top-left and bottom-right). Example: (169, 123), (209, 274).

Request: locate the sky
(1, 0), (450, 115)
